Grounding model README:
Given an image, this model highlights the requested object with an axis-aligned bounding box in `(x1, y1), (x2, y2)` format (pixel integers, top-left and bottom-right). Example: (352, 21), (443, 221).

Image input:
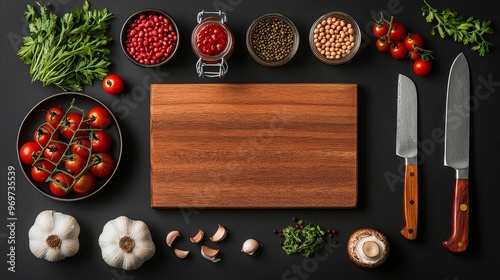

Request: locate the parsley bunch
(17, 1), (113, 91)
(275, 218), (332, 257)
(422, 0), (494, 56)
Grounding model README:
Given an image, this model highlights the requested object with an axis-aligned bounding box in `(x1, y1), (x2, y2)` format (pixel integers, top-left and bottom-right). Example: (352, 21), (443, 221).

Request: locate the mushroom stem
(362, 241), (380, 258)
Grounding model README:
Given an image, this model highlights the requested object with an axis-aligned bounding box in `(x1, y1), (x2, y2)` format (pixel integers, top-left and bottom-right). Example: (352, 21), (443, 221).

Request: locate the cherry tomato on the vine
(372, 22), (389, 38)
(390, 41), (408, 60)
(413, 59), (432, 76)
(375, 39), (391, 53)
(34, 124), (59, 147)
(408, 50), (421, 61)
(102, 74), (124, 95)
(60, 113), (87, 139)
(91, 131), (112, 153)
(19, 141), (42, 165)
(43, 141), (66, 163)
(90, 153), (115, 178)
(31, 160), (55, 182)
(45, 107), (65, 129)
(73, 172), (97, 196)
(71, 138), (91, 158)
(88, 106), (112, 129)
(389, 22), (406, 42)
(404, 33), (424, 51)
(64, 153), (88, 175)
(49, 172), (74, 197)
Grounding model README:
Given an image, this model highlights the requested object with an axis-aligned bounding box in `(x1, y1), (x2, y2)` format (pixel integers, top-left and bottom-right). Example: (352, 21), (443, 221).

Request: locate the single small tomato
(49, 172), (74, 197)
(34, 124), (60, 147)
(43, 141), (66, 164)
(64, 153), (88, 175)
(408, 50), (421, 61)
(413, 59), (432, 76)
(71, 138), (92, 158)
(102, 74), (124, 95)
(73, 171), (96, 196)
(375, 38), (390, 53)
(19, 141), (42, 165)
(404, 33), (424, 51)
(389, 22), (406, 42)
(45, 107), (65, 130)
(87, 106), (112, 129)
(90, 153), (115, 178)
(390, 41), (408, 60)
(372, 22), (389, 38)
(60, 112), (87, 139)
(90, 131), (112, 153)
(31, 160), (55, 182)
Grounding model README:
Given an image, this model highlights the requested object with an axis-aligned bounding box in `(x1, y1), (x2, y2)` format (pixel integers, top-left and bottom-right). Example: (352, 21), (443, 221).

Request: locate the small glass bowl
(191, 16), (234, 63)
(246, 13), (299, 67)
(121, 9), (180, 67)
(309, 11), (361, 65)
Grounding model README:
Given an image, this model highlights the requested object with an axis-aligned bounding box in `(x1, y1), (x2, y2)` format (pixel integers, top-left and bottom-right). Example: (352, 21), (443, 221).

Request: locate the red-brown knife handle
(401, 164), (418, 240)
(443, 179), (469, 252)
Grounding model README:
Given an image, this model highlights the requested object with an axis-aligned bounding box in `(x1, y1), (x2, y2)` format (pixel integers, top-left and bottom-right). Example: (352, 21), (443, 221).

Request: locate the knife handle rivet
(409, 200), (415, 205)
(458, 242), (464, 248)
(408, 229), (414, 234)
(460, 204), (468, 211)
(409, 172), (415, 177)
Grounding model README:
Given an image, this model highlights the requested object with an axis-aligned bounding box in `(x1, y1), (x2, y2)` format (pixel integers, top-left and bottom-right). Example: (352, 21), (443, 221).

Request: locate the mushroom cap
(346, 228), (390, 269)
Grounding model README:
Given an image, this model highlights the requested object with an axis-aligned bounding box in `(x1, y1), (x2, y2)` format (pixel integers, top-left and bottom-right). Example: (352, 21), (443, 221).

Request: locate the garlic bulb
(28, 210), (80, 262)
(241, 239), (261, 255)
(98, 216), (155, 270)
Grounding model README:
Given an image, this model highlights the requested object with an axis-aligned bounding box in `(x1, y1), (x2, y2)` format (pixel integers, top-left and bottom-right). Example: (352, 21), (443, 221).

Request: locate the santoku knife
(443, 52), (470, 253)
(396, 74), (418, 240)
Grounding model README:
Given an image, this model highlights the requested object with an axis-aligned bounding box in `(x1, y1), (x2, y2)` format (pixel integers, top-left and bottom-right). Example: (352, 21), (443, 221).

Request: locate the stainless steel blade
(396, 74), (418, 164)
(444, 53), (470, 178)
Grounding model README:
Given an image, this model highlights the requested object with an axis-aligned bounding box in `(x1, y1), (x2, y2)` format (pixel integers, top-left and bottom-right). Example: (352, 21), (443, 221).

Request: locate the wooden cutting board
(150, 84), (357, 208)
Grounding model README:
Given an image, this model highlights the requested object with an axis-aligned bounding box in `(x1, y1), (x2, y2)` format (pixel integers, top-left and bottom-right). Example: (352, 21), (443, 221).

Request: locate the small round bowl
(246, 13), (299, 67)
(17, 92), (122, 201)
(309, 11), (361, 65)
(121, 9), (180, 67)
(191, 16), (234, 63)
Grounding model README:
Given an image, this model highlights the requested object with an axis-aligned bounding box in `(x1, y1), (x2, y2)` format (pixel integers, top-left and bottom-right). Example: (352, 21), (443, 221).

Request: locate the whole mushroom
(346, 228), (389, 269)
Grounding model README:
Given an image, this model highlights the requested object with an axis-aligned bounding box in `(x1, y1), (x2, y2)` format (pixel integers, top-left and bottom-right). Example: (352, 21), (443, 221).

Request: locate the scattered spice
(250, 16), (295, 62)
(274, 217), (337, 257)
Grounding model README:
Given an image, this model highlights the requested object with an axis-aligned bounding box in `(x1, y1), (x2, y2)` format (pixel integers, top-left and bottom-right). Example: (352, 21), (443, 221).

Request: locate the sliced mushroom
(347, 228), (389, 269)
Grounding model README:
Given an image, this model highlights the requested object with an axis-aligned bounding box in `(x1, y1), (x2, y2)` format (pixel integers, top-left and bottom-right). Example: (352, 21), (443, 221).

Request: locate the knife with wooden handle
(396, 74), (418, 240)
(442, 53), (470, 253)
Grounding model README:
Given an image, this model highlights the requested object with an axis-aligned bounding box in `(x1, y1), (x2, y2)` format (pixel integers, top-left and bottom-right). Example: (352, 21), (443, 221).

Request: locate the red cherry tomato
(49, 172), (74, 197)
(87, 106), (112, 129)
(71, 138), (92, 158)
(413, 59), (432, 76)
(60, 113), (87, 139)
(375, 39), (390, 53)
(102, 74), (124, 95)
(45, 107), (65, 129)
(19, 142), (42, 165)
(390, 41), (408, 60)
(372, 22), (389, 38)
(91, 131), (112, 153)
(43, 141), (66, 163)
(408, 50), (421, 61)
(389, 22), (406, 42)
(64, 153), (88, 175)
(90, 153), (115, 178)
(73, 172), (97, 196)
(31, 160), (55, 182)
(404, 33), (424, 51)
(34, 124), (60, 147)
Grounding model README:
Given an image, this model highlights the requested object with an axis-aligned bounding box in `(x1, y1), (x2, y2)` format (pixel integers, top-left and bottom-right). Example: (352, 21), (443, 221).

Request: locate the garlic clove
(166, 230), (181, 247)
(190, 229), (204, 244)
(174, 248), (190, 259)
(201, 245), (221, 262)
(241, 239), (261, 255)
(209, 224), (228, 243)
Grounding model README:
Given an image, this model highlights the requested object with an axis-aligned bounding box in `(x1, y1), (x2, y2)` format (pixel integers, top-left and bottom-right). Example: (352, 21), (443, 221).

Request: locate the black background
(1, 0), (499, 279)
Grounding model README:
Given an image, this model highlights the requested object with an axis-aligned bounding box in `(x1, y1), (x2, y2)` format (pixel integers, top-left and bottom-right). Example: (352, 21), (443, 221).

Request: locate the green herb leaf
(17, 1), (113, 91)
(422, 0), (494, 56)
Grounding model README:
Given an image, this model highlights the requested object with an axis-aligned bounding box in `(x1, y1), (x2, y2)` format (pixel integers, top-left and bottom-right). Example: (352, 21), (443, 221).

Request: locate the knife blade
(396, 74), (418, 240)
(443, 52), (470, 253)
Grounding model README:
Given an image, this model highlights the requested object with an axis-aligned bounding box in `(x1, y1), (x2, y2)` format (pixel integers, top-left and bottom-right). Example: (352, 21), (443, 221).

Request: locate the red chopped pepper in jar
(195, 23), (229, 56)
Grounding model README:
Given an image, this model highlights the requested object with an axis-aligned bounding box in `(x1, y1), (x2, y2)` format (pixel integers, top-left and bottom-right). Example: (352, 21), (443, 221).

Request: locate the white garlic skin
(28, 210), (80, 262)
(98, 216), (155, 270)
(241, 239), (261, 255)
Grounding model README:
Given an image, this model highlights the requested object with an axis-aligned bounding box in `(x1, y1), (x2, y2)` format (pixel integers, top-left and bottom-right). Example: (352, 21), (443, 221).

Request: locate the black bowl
(17, 92), (123, 201)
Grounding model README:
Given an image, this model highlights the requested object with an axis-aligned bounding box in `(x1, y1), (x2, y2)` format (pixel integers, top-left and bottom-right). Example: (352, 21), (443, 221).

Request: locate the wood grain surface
(150, 83), (357, 208)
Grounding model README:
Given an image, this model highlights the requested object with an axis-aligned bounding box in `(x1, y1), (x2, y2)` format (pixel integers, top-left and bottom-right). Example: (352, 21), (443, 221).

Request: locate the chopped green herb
(17, 1), (114, 91)
(274, 218), (336, 257)
(422, 0), (494, 56)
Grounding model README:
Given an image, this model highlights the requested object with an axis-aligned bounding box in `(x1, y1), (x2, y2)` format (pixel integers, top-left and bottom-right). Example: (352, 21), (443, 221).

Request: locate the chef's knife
(396, 74), (418, 240)
(443, 53), (470, 253)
